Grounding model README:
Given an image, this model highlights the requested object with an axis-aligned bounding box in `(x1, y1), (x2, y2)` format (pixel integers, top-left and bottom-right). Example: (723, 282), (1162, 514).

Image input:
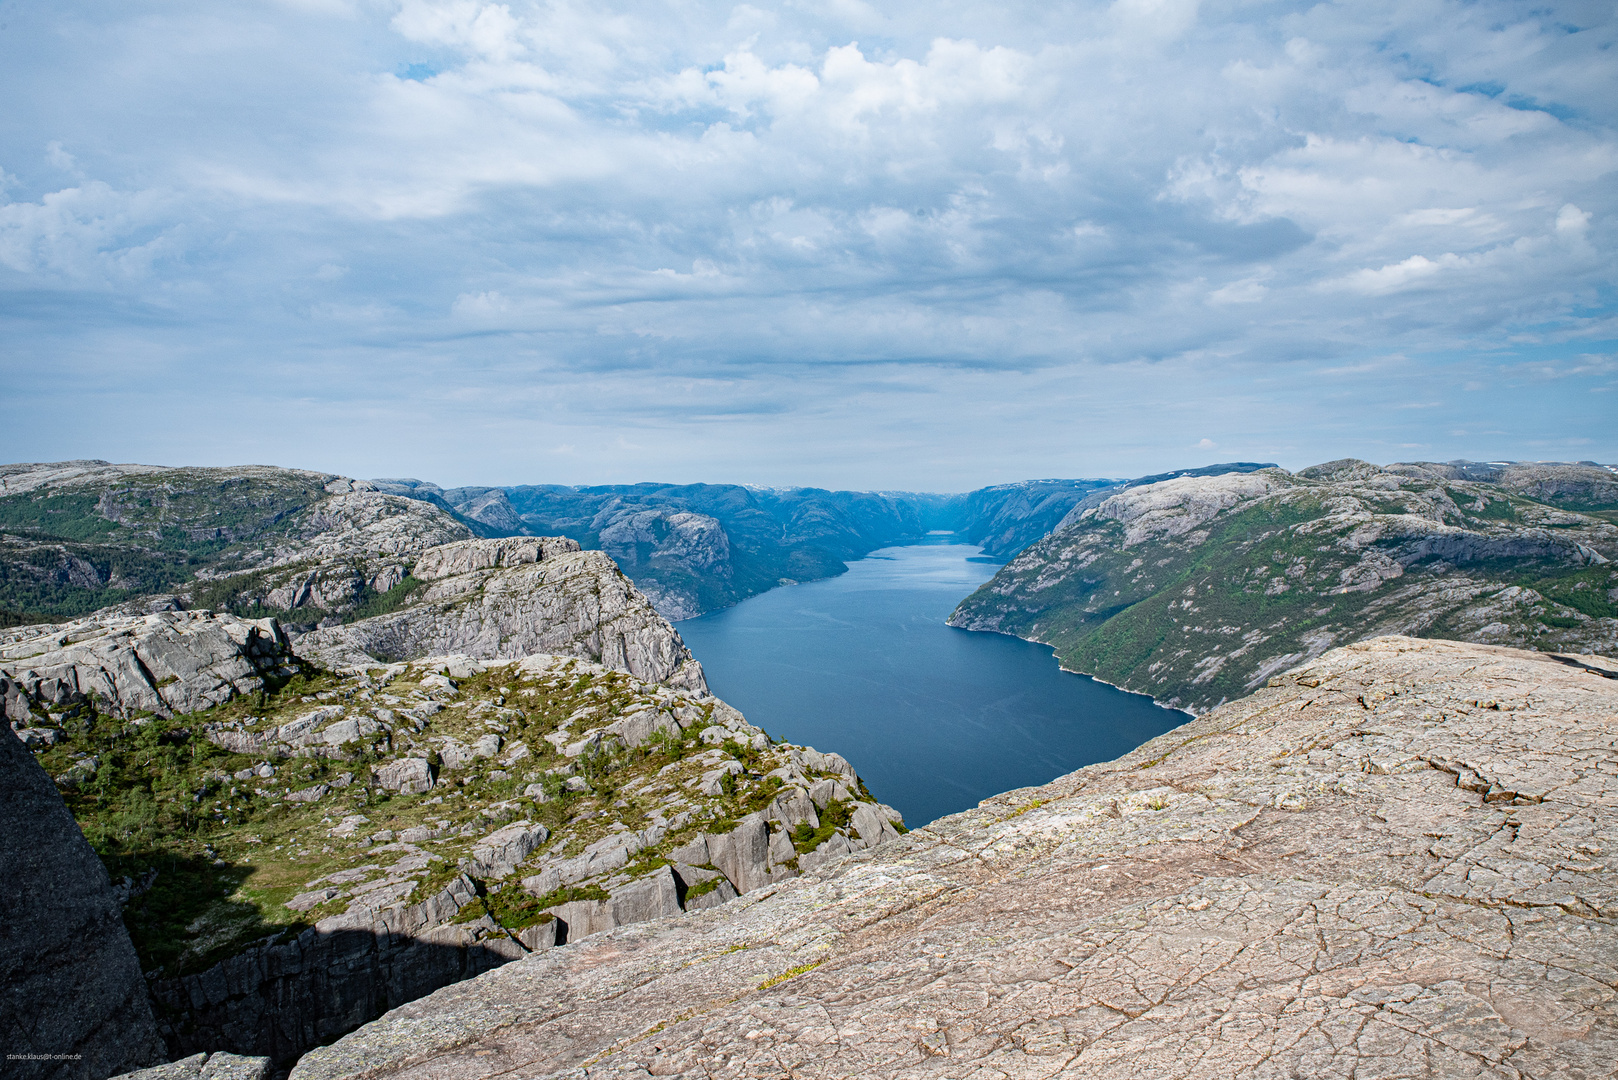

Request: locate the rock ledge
(291, 636), (1617, 1080)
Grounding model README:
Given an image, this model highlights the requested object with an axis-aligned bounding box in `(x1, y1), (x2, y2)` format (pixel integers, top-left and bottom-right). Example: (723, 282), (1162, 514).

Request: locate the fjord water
(676, 536), (1189, 827)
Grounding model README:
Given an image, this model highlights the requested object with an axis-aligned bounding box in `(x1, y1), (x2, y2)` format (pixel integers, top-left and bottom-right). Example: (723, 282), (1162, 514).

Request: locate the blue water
(676, 537), (1189, 827)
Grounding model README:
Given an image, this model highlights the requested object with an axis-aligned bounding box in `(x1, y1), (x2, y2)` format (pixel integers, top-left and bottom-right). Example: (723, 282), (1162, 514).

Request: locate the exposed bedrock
(296, 539), (707, 693)
(1, 610), (297, 722)
(0, 715), (167, 1080)
(147, 875), (523, 1064)
(292, 637), (1618, 1080)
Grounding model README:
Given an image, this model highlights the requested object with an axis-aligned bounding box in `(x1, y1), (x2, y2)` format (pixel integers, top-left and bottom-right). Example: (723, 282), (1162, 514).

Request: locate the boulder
(469, 822), (549, 878)
(681, 878), (739, 911)
(0, 709), (167, 1080)
(763, 786), (818, 828)
(604, 708), (676, 748)
(805, 777), (852, 808)
(376, 757), (434, 794)
(516, 921), (556, 952)
(608, 866), (683, 925)
(848, 803), (900, 849)
(705, 814), (771, 894)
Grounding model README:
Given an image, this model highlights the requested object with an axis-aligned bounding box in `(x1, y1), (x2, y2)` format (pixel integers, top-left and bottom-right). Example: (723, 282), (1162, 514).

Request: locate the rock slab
(1, 611), (295, 720)
(0, 708), (167, 1080)
(290, 637), (1618, 1080)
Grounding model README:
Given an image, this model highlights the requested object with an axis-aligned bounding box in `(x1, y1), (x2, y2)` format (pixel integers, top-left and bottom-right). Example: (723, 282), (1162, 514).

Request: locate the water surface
(677, 537), (1188, 826)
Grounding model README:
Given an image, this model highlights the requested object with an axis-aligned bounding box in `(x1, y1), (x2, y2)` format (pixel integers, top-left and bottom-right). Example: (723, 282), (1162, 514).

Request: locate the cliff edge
(1, 703), (167, 1080)
(292, 636), (1616, 1080)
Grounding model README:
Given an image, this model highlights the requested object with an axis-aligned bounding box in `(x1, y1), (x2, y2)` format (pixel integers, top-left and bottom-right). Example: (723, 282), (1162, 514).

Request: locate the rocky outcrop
(50, 644), (891, 1067)
(952, 458), (1618, 711)
(112, 1051), (273, 1080)
(409, 536), (580, 580)
(1, 703), (167, 1080)
(289, 637), (1618, 1080)
(296, 539), (708, 692)
(1, 610), (297, 720)
(148, 873), (523, 1063)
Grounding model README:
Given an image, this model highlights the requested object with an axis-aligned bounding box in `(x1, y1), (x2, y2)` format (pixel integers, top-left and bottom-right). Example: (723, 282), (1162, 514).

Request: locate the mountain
(376, 479), (1160, 619)
(0, 462), (489, 632)
(949, 459), (1618, 712)
(281, 636), (1618, 1080)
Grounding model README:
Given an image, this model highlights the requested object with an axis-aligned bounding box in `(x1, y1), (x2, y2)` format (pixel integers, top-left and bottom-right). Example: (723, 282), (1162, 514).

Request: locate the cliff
(1, 700), (167, 1080)
(12, 606), (896, 1065)
(289, 636), (1617, 1080)
(294, 537), (707, 692)
(950, 458), (1618, 712)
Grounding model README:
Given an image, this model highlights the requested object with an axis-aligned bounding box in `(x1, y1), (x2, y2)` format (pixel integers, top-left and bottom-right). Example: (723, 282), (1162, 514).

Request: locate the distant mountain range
(6, 456), (1613, 713)
(369, 477), (1141, 618)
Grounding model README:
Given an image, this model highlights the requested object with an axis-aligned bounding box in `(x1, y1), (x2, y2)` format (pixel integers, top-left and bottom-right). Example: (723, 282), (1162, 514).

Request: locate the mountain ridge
(949, 458), (1618, 712)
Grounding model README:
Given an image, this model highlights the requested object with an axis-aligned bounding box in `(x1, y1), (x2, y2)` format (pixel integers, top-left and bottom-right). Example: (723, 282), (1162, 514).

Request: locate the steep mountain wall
(1, 715), (167, 1080)
(951, 459), (1618, 712)
(288, 636), (1618, 1080)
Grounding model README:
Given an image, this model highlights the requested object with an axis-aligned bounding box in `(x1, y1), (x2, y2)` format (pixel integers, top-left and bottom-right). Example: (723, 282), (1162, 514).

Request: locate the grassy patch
(757, 960), (822, 991)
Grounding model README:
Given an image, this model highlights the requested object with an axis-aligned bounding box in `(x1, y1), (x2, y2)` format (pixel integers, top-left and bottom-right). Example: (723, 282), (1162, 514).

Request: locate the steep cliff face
(295, 538), (707, 692)
(476, 483), (947, 618)
(1, 714), (167, 1080)
(951, 459), (1618, 712)
(287, 637), (1618, 1080)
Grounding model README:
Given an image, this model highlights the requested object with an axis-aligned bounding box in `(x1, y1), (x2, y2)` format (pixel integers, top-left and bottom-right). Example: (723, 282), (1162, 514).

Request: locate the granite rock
(291, 637), (1618, 1080)
(1, 611), (296, 719)
(1, 706), (167, 1080)
(296, 542), (707, 693)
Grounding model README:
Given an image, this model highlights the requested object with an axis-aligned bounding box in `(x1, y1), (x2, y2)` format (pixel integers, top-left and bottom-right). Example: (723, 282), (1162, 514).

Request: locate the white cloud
(0, 182), (174, 281)
(0, 0), (1613, 483)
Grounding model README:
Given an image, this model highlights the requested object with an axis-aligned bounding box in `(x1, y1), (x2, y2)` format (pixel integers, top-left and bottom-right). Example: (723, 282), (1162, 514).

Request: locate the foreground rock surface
(296, 538), (707, 692)
(0, 706), (166, 1080)
(292, 637), (1617, 1080)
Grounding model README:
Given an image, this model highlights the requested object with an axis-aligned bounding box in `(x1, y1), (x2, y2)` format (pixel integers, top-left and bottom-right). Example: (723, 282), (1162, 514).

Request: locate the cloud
(0, 0), (1613, 485)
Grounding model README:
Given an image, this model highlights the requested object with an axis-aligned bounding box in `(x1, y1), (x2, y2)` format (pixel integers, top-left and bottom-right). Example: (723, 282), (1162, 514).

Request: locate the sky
(1, 0), (1614, 491)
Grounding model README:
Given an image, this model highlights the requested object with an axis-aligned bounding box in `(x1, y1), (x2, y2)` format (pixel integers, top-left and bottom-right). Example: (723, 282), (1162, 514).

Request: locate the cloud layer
(1, 0), (1613, 487)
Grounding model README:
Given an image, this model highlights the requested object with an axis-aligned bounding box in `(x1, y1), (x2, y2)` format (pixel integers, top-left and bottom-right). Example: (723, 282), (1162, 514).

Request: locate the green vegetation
(0, 469), (330, 623)
(954, 469), (1618, 712)
(791, 798), (852, 854)
(22, 650), (882, 981)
